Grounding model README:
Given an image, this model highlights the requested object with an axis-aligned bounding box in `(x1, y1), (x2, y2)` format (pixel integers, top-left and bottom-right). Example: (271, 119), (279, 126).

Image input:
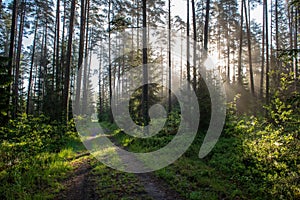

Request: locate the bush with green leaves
(0, 114), (78, 171)
(0, 114), (79, 199)
(221, 72), (300, 199)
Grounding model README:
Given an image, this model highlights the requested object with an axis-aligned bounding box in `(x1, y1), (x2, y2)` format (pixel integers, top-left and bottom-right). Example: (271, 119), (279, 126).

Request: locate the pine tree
(63, 0), (76, 122)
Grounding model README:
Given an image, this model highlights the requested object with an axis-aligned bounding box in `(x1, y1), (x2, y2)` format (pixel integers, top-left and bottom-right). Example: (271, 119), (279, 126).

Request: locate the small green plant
(0, 114), (81, 199)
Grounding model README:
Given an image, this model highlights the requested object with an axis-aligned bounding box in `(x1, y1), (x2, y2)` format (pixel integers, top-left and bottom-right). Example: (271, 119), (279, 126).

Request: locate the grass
(0, 150), (73, 199)
(110, 120), (251, 200)
(155, 153), (246, 200)
(91, 164), (152, 200)
(0, 135), (87, 200)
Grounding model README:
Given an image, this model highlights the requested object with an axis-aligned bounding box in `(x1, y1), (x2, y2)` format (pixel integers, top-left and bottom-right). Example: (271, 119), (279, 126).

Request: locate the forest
(0, 0), (299, 199)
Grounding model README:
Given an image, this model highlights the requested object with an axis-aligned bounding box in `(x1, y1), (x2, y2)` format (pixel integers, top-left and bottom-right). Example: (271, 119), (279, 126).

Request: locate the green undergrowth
(110, 82), (300, 199)
(107, 112), (247, 199)
(151, 132), (248, 200)
(106, 111), (180, 153)
(0, 114), (86, 199)
(0, 149), (74, 199)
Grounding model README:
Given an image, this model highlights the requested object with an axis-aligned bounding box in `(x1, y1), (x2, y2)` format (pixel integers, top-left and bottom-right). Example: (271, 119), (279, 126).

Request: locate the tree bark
(237, 0), (244, 85)
(192, 0), (197, 90)
(264, 0), (270, 104)
(187, 0), (190, 84)
(294, 8), (298, 79)
(142, 0), (149, 125)
(7, 0), (18, 120)
(82, 0), (90, 115)
(108, 0), (113, 123)
(13, 1), (26, 117)
(26, 19), (38, 115)
(55, 0), (60, 94)
(98, 44), (103, 116)
(63, 0), (76, 122)
(203, 0), (210, 78)
(75, 0), (87, 115)
(260, 1), (265, 99)
(168, 0), (172, 113)
(244, 0), (254, 95)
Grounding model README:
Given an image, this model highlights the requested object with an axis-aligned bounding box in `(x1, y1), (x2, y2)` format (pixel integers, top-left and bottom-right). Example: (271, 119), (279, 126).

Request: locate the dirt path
(55, 133), (184, 200)
(55, 158), (98, 200)
(112, 136), (185, 200)
(137, 173), (184, 200)
(55, 154), (184, 200)
(114, 149), (184, 199)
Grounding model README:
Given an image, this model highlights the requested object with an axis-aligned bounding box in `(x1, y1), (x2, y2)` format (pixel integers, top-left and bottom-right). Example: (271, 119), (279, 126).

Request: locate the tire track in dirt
(54, 157), (98, 200)
(55, 127), (185, 200)
(110, 135), (185, 200)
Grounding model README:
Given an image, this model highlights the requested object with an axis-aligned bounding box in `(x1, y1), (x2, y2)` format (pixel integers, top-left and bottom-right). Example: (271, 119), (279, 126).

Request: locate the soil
(54, 158), (98, 200)
(55, 135), (185, 200)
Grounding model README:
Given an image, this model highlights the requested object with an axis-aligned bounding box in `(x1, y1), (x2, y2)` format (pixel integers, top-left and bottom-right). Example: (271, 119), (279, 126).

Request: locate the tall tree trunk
(275, 0), (279, 54)
(142, 0), (149, 126)
(82, 0), (90, 115)
(98, 44), (103, 116)
(60, 0), (67, 103)
(37, 26), (45, 114)
(237, 0), (244, 85)
(136, 0), (140, 51)
(226, 5), (230, 81)
(180, 28), (183, 87)
(168, 0), (172, 113)
(160, 46), (164, 97)
(13, 1), (25, 117)
(42, 19), (48, 114)
(244, 0), (254, 95)
(26, 19), (38, 115)
(274, 0), (280, 87)
(55, 0), (60, 94)
(287, 4), (293, 73)
(264, 0), (270, 104)
(203, 0), (210, 78)
(7, 0), (18, 120)
(226, 25), (230, 81)
(187, 0), (190, 84)
(294, 9), (298, 79)
(108, 0), (113, 122)
(75, 0), (87, 115)
(192, 0), (197, 90)
(63, 0), (76, 122)
(52, 19), (57, 93)
(260, 1), (265, 99)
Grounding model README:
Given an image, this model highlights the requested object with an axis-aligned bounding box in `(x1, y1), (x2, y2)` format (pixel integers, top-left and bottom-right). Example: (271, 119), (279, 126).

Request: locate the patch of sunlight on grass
(92, 146), (124, 170)
(58, 148), (76, 159)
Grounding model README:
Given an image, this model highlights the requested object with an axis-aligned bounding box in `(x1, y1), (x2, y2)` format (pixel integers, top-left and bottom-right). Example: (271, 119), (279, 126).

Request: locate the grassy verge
(0, 140), (86, 199)
(0, 115), (87, 199)
(112, 124), (248, 200)
(111, 109), (299, 200)
(154, 135), (249, 200)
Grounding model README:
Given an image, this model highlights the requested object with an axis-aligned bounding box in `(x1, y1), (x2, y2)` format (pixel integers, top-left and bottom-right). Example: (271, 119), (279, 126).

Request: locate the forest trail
(55, 157), (98, 200)
(136, 173), (184, 200)
(55, 137), (184, 200)
(111, 135), (184, 200)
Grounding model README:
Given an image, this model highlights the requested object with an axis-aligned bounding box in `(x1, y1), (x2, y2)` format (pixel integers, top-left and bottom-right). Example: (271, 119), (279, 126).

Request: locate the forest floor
(55, 157), (97, 200)
(52, 122), (253, 200)
(55, 135), (184, 200)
